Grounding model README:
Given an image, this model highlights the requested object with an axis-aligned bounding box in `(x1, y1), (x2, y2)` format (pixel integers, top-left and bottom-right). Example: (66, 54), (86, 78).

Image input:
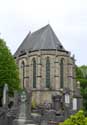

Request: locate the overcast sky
(0, 0), (86, 66)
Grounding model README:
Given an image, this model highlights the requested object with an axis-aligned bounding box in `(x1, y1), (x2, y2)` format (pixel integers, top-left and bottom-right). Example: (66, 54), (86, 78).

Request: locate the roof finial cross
(48, 20), (50, 24)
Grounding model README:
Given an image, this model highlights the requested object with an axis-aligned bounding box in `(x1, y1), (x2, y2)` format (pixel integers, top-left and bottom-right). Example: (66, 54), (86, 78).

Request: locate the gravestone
(41, 120), (48, 125)
(26, 90), (32, 118)
(13, 89), (36, 125)
(6, 90), (19, 125)
(52, 94), (62, 112)
(2, 83), (9, 108)
(47, 110), (56, 120)
(14, 90), (19, 107)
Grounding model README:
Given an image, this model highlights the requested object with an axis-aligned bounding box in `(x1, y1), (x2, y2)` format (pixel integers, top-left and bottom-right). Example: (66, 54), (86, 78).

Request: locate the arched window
(21, 61), (25, 88)
(32, 58), (36, 88)
(46, 57), (50, 88)
(60, 58), (64, 88)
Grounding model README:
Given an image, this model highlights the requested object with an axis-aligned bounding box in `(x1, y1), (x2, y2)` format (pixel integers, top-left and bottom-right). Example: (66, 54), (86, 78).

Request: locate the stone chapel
(14, 24), (77, 105)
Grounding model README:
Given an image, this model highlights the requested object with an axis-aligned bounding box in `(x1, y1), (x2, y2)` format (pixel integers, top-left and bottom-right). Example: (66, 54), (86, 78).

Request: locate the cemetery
(0, 26), (83, 125)
(0, 83), (82, 125)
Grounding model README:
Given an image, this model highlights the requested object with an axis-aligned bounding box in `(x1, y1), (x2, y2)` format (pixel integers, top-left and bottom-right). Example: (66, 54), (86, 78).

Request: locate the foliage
(0, 39), (20, 96)
(76, 65), (87, 80)
(76, 65), (87, 112)
(80, 65), (87, 79)
(76, 66), (84, 79)
(85, 117), (87, 125)
(61, 110), (86, 125)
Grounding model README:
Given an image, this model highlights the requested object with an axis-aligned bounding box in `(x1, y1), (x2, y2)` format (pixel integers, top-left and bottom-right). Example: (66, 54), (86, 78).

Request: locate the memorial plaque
(65, 94), (70, 104)
(73, 98), (77, 110)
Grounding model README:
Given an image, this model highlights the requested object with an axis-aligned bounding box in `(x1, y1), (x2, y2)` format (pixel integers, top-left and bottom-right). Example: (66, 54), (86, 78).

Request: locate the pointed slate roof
(14, 24), (66, 57)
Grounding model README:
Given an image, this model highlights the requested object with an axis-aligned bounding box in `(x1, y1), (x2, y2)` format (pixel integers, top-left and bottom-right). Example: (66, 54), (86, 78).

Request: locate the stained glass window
(33, 58), (36, 88)
(60, 58), (64, 88)
(46, 57), (50, 88)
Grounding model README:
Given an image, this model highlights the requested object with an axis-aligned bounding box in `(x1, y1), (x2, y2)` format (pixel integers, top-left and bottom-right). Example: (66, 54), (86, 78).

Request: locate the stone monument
(52, 94), (62, 112)
(13, 89), (36, 125)
(2, 83), (9, 108)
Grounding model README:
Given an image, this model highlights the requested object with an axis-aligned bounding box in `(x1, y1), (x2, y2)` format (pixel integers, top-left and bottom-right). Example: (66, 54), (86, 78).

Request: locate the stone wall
(16, 50), (76, 104)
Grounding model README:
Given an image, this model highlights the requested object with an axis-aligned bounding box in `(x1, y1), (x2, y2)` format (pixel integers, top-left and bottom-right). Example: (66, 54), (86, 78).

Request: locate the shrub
(62, 110), (85, 125)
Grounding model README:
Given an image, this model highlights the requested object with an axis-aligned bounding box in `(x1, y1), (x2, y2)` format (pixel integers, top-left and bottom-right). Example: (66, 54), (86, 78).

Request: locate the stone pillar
(73, 62), (77, 91)
(54, 56), (60, 90)
(37, 56), (42, 89)
(36, 55), (42, 104)
(19, 60), (23, 88)
(24, 57), (29, 90)
(68, 63), (73, 90)
(74, 81), (83, 111)
(63, 59), (68, 89)
(29, 58), (33, 89)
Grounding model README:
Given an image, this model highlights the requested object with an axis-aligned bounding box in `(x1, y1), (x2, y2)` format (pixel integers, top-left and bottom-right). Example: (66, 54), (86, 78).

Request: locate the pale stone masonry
(14, 25), (76, 104)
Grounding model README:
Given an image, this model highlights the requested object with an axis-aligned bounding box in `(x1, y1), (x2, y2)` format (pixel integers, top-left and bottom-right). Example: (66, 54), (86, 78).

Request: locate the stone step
(13, 118), (37, 125)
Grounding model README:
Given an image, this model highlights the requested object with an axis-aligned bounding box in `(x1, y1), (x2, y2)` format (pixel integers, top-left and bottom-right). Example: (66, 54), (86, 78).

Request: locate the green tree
(76, 66), (87, 112)
(76, 66), (84, 79)
(76, 65), (87, 80)
(0, 39), (20, 97)
(80, 65), (87, 79)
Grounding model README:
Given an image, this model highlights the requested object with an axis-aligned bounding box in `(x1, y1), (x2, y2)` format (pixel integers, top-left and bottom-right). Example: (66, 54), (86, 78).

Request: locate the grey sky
(0, 0), (86, 66)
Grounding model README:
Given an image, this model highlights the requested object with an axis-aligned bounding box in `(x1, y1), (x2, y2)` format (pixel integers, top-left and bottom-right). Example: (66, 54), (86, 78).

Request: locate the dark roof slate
(14, 24), (66, 57)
